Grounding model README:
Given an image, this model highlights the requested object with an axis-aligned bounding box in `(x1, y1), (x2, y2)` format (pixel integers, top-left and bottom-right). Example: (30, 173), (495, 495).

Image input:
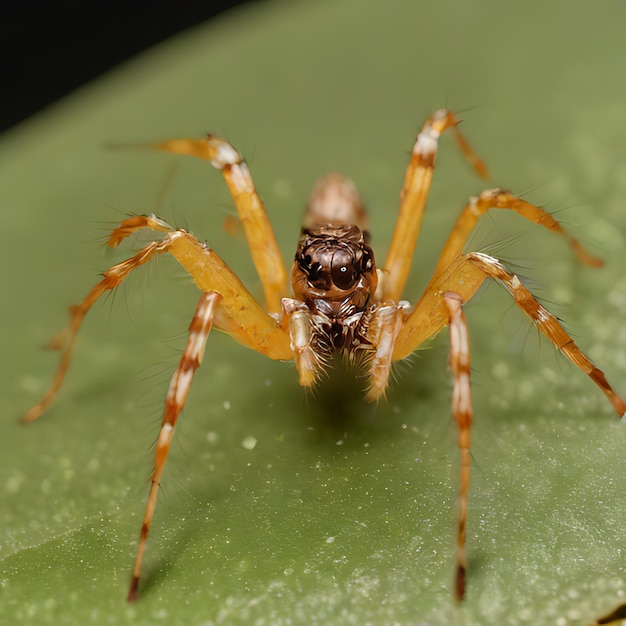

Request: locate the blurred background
(0, 0), (258, 131)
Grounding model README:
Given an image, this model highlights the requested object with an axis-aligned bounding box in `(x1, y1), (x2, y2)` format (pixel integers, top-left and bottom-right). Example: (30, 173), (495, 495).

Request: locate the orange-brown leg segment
(22, 216), (292, 424)
(442, 292), (473, 601)
(382, 110), (488, 302)
(149, 136), (288, 313)
(432, 188), (604, 279)
(394, 255), (624, 599)
(127, 291), (221, 602)
(21, 220), (173, 424)
(394, 252), (626, 417)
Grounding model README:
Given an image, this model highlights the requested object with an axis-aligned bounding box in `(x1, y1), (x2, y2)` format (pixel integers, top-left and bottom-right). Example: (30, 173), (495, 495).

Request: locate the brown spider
(22, 110), (626, 602)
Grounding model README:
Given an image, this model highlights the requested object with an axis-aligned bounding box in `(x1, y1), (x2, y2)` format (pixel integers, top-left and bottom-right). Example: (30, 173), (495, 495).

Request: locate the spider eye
(331, 264), (357, 290)
(331, 254), (359, 290)
(306, 261), (331, 290)
(361, 250), (373, 272)
(309, 261), (323, 277)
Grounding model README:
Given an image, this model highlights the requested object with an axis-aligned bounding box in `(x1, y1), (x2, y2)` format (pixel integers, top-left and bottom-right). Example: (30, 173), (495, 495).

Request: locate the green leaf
(2, 1), (625, 624)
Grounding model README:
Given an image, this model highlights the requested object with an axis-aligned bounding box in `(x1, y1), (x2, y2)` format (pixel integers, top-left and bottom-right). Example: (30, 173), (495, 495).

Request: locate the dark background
(1, 0), (259, 132)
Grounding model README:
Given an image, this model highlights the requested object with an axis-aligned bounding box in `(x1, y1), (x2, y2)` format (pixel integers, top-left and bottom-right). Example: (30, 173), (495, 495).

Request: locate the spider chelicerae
(22, 109), (626, 602)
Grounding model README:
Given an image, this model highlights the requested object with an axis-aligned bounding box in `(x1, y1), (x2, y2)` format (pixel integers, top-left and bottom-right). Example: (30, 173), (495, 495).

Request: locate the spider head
(292, 224), (378, 319)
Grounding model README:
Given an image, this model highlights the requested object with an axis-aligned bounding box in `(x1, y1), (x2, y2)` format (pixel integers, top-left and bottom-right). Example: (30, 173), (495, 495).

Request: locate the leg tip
(20, 406), (42, 424)
(455, 563), (466, 602)
(127, 577), (139, 603)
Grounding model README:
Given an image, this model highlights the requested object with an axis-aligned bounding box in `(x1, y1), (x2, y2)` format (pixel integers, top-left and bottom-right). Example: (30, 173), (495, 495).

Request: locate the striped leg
(393, 256), (624, 599)
(443, 292), (473, 601)
(431, 189), (604, 279)
(127, 292), (220, 602)
(393, 252), (626, 415)
(382, 110), (488, 302)
(150, 136), (288, 313)
(21, 221), (174, 424)
(22, 215), (292, 424)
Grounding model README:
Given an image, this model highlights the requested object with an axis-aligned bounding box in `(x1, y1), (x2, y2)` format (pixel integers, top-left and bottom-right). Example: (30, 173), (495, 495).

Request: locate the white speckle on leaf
(241, 436), (257, 450)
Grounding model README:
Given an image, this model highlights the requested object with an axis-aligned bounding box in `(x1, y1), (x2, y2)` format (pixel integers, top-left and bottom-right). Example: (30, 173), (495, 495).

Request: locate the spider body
(22, 110), (625, 603)
(292, 222), (378, 357)
(293, 224), (376, 321)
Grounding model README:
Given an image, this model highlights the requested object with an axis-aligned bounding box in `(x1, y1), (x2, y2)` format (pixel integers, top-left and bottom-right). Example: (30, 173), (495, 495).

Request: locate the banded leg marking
(21, 230), (175, 424)
(152, 136), (287, 313)
(383, 109), (487, 302)
(23, 216), (292, 424)
(432, 188), (603, 279)
(394, 252), (625, 417)
(467, 253), (626, 417)
(443, 292), (473, 601)
(127, 291), (221, 602)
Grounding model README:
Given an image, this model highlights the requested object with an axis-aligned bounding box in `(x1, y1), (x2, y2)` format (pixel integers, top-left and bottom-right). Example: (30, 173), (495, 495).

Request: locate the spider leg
(363, 301), (409, 401)
(442, 292), (472, 601)
(361, 294), (475, 599)
(393, 252), (626, 417)
(382, 109), (487, 302)
(22, 215), (292, 423)
(281, 298), (324, 388)
(431, 188), (604, 278)
(127, 291), (221, 602)
(393, 255), (624, 599)
(149, 135), (288, 313)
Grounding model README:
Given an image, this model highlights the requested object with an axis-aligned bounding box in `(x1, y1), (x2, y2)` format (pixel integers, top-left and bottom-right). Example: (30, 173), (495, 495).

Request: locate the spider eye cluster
(297, 238), (373, 292)
(292, 224), (377, 310)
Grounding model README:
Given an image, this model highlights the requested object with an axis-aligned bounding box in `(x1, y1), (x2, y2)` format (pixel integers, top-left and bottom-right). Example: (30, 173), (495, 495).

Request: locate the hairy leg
(151, 136), (288, 312)
(431, 188), (603, 278)
(443, 292), (473, 601)
(382, 110), (487, 302)
(394, 252), (625, 417)
(127, 292), (221, 602)
(22, 215), (292, 423)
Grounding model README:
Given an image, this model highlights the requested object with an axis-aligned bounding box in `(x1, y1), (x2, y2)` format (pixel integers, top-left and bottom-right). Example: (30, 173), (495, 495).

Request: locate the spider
(22, 109), (626, 603)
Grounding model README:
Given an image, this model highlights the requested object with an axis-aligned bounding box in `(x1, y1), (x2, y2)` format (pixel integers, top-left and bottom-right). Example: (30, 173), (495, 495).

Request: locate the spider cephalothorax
(292, 224), (377, 318)
(290, 221), (379, 359)
(23, 109), (626, 603)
